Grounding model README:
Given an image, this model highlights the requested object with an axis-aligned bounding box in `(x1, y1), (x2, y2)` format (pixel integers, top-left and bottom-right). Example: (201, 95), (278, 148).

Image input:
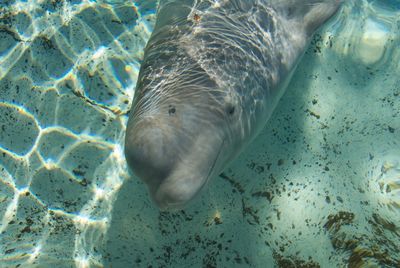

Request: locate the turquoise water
(0, 0), (399, 267)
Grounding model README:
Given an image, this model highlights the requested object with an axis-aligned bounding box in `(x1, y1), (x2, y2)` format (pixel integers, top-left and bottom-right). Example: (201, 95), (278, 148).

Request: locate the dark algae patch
(219, 173), (245, 194)
(273, 252), (320, 268)
(324, 211), (400, 267)
(324, 211), (355, 232)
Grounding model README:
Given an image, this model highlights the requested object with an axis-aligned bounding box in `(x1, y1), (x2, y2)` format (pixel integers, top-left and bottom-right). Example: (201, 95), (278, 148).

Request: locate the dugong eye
(226, 104), (235, 116)
(168, 105), (176, 115)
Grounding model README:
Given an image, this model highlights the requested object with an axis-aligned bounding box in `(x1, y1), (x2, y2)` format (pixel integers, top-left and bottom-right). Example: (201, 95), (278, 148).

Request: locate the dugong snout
(125, 108), (225, 210)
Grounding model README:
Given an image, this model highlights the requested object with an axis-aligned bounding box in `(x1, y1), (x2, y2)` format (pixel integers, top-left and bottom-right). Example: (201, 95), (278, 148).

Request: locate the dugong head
(125, 64), (239, 210)
(124, 32), (243, 210)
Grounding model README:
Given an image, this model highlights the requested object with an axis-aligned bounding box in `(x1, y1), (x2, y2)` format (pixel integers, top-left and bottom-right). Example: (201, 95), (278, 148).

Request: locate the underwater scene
(0, 0), (399, 267)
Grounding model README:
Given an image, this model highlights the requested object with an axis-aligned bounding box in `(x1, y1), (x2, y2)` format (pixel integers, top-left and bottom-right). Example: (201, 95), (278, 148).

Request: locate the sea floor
(0, 0), (399, 267)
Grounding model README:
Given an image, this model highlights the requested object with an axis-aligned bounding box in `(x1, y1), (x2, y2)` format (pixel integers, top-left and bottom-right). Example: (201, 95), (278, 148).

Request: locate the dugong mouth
(151, 138), (225, 210)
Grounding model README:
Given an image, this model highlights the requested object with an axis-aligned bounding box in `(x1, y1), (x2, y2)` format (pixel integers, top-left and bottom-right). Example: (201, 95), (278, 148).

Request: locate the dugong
(125, 0), (342, 210)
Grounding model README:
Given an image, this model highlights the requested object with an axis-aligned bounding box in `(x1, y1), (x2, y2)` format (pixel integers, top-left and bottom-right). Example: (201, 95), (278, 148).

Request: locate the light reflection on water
(0, 0), (399, 267)
(0, 0), (157, 267)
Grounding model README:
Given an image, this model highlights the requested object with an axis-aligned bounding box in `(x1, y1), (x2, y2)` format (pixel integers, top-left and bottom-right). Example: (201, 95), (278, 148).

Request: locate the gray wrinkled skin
(125, 0), (341, 210)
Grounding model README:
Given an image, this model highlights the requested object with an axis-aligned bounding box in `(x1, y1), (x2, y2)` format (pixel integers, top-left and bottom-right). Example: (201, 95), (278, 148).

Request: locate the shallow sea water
(0, 0), (399, 267)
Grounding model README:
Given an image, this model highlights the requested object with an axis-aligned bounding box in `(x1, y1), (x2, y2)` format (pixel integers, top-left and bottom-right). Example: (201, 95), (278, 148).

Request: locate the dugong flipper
(125, 0), (342, 210)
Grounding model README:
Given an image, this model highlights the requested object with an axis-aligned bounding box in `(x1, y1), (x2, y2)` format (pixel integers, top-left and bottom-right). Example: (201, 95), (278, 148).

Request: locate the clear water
(0, 0), (399, 267)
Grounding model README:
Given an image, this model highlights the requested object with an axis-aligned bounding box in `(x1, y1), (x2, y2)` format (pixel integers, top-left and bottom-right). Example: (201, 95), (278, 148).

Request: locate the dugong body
(125, 0), (342, 210)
